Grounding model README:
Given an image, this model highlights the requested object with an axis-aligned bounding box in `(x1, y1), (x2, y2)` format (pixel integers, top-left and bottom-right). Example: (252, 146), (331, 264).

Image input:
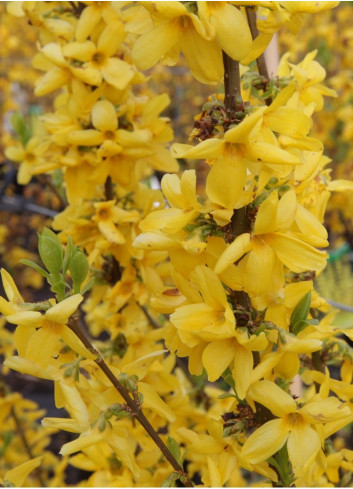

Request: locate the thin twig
(36, 174), (67, 209)
(11, 406), (45, 487)
(138, 303), (161, 329)
(245, 6), (272, 106)
(68, 317), (194, 487)
(104, 176), (122, 283)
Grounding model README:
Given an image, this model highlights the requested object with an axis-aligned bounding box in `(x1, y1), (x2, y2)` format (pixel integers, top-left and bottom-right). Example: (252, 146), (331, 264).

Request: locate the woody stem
(68, 317), (194, 487)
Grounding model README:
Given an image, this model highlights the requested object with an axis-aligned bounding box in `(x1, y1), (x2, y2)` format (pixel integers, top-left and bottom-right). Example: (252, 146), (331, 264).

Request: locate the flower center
(104, 130), (115, 140)
(26, 153), (36, 162)
(91, 51), (106, 66)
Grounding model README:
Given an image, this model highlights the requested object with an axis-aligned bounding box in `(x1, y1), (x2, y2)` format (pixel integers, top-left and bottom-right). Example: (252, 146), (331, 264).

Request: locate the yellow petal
(287, 424), (321, 477)
(250, 351), (283, 383)
(69, 65), (102, 86)
(42, 417), (82, 433)
(192, 265), (228, 309)
(254, 190), (278, 235)
(101, 58), (134, 90)
(133, 232), (180, 251)
(224, 108), (264, 144)
(210, 3), (252, 60)
(1, 268), (24, 303)
(4, 146), (25, 162)
(244, 241), (277, 296)
(328, 179), (353, 192)
(248, 380), (297, 417)
(59, 382), (90, 427)
(171, 138), (224, 160)
(62, 41), (96, 61)
(214, 233), (251, 274)
(138, 382), (176, 422)
(205, 456), (222, 487)
(202, 339), (236, 381)
(241, 418), (288, 464)
(147, 144), (179, 172)
(264, 107), (311, 138)
(60, 432), (103, 456)
(68, 129), (103, 146)
(276, 189), (297, 231)
(98, 19), (125, 57)
(14, 325), (35, 356)
(91, 100), (117, 132)
(132, 20), (180, 70)
(140, 208), (199, 234)
(34, 68), (69, 96)
(180, 25), (223, 84)
(45, 294), (83, 324)
(5, 457), (42, 487)
(76, 6), (101, 42)
(266, 232), (328, 272)
(98, 220), (125, 244)
(240, 32), (273, 65)
(206, 157), (247, 209)
(295, 204), (328, 241)
(6, 310), (42, 327)
(232, 344), (253, 400)
(61, 325), (97, 360)
(247, 142), (301, 165)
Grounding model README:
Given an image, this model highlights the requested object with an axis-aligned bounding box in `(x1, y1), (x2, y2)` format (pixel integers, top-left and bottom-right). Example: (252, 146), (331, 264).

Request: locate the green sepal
(69, 249), (89, 293)
(10, 112), (31, 146)
(19, 259), (50, 279)
(290, 291), (311, 332)
(161, 472), (180, 488)
(167, 436), (182, 466)
(291, 318), (319, 336)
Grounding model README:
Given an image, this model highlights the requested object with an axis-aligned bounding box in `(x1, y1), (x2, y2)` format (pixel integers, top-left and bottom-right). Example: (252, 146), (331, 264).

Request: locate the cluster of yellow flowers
(2, 1), (353, 487)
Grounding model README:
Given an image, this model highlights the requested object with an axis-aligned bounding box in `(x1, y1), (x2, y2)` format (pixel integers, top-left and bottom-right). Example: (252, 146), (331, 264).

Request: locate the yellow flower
(5, 137), (52, 184)
(241, 380), (351, 478)
(139, 170), (204, 234)
(67, 99), (121, 149)
(62, 17), (134, 90)
(168, 265), (267, 394)
(278, 50), (337, 111)
(2, 457), (42, 487)
(215, 190), (328, 297)
(132, 1), (251, 84)
(93, 200), (140, 245)
(0, 268), (24, 315)
(5, 294), (96, 363)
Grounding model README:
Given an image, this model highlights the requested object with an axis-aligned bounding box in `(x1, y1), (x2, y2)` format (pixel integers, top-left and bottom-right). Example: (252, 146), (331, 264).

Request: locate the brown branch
(104, 176), (122, 283)
(222, 52), (242, 120)
(138, 303), (160, 329)
(68, 317), (194, 487)
(36, 174), (67, 209)
(11, 406), (45, 487)
(245, 6), (272, 106)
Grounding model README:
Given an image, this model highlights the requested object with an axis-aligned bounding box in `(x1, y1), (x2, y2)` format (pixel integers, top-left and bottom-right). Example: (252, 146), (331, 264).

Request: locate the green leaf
(63, 236), (74, 274)
(290, 291), (311, 333)
(222, 367), (236, 392)
(80, 276), (95, 295)
(0, 432), (13, 457)
(161, 472), (180, 487)
(218, 393), (237, 399)
(167, 436), (182, 465)
(38, 231), (63, 275)
(10, 112), (31, 146)
(69, 250), (89, 293)
(19, 259), (50, 279)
